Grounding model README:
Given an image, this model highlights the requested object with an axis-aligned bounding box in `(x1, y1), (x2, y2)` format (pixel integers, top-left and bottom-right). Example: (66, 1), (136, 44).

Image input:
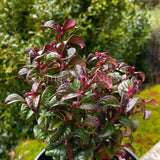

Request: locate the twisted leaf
(5, 94), (24, 105)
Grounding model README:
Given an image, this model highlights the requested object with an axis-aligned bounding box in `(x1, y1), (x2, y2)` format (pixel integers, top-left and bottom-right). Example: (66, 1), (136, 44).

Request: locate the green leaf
(46, 52), (59, 61)
(99, 122), (115, 138)
(33, 125), (48, 141)
(5, 94), (24, 105)
(82, 92), (99, 104)
(72, 127), (90, 144)
(99, 95), (120, 107)
(20, 103), (34, 120)
(75, 150), (92, 160)
(72, 79), (81, 90)
(56, 83), (76, 101)
(118, 115), (134, 131)
(45, 144), (67, 159)
(48, 96), (59, 107)
(38, 116), (64, 131)
(41, 86), (56, 104)
(48, 126), (71, 148)
(118, 80), (132, 95)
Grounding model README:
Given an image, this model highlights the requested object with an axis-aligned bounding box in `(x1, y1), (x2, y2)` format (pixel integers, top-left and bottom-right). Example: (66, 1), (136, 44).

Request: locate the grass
(13, 139), (47, 160)
(123, 84), (160, 158)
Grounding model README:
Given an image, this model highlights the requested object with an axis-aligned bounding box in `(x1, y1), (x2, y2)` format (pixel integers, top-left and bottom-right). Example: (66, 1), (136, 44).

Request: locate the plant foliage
(5, 19), (157, 160)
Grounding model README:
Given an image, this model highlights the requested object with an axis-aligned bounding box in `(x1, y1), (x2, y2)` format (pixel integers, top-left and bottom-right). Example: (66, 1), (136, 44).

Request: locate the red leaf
(101, 52), (111, 58)
(86, 53), (96, 63)
(41, 20), (58, 34)
(29, 50), (37, 64)
(67, 56), (86, 72)
(24, 48), (33, 54)
(85, 116), (102, 126)
(90, 72), (113, 89)
(104, 57), (117, 66)
(66, 34), (84, 49)
(57, 42), (65, 54)
(18, 68), (29, 78)
(118, 62), (129, 70)
(63, 19), (76, 32)
(135, 72), (145, 82)
(60, 93), (81, 103)
(42, 44), (57, 54)
(56, 83), (76, 101)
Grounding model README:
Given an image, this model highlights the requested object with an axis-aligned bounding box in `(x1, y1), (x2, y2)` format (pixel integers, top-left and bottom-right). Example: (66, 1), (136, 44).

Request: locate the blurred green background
(0, 0), (160, 159)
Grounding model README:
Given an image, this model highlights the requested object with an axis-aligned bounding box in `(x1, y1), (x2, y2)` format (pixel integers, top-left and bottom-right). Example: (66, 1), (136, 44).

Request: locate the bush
(0, 0), (151, 158)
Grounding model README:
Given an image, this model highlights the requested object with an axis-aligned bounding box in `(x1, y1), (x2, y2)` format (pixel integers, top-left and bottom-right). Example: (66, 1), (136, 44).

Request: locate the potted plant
(5, 19), (157, 160)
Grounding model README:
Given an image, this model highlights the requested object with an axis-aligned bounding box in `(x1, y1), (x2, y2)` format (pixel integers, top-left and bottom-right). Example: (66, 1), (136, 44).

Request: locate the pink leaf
(63, 19), (76, 32)
(66, 34), (84, 49)
(90, 72), (113, 89)
(143, 98), (158, 106)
